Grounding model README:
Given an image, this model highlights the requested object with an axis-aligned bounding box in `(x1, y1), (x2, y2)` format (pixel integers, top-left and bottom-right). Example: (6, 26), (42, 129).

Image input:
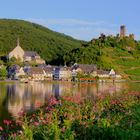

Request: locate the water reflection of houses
(73, 83), (127, 97)
(7, 83), (70, 117)
(52, 83), (72, 98)
(7, 84), (27, 117)
(5, 82), (127, 118)
(6, 83), (53, 117)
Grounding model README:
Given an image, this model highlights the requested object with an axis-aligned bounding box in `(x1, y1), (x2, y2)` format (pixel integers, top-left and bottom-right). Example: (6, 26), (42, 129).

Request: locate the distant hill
(0, 19), (81, 65)
(64, 34), (140, 80)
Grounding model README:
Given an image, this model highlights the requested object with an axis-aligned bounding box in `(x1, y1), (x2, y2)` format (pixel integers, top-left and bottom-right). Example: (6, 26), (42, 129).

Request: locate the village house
(8, 38), (45, 64)
(72, 63), (97, 74)
(53, 66), (71, 81)
(71, 63), (122, 80)
(92, 70), (110, 78)
(59, 66), (71, 81)
(15, 67), (26, 78)
(43, 66), (53, 81)
(28, 67), (45, 81)
(53, 67), (60, 80)
(8, 65), (26, 80)
(91, 69), (122, 79)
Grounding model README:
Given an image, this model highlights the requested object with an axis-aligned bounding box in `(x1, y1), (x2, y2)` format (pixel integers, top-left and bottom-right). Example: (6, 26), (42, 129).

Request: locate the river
(0, 81), (139, 125)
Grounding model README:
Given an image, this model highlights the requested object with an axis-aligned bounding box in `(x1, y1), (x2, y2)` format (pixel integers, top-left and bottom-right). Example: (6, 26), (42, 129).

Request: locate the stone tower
(120, 25), (126, 38)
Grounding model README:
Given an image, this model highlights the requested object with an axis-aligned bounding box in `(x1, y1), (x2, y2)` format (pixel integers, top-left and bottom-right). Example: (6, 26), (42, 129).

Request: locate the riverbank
(0, 78), (128, 84)
(0, 79), (19, 83)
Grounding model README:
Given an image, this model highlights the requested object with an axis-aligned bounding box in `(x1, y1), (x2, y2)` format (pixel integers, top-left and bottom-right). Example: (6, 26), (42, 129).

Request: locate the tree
(0, 66), (7, 80)
(7, 57), (23, 67)
(0, 60), (4, 65)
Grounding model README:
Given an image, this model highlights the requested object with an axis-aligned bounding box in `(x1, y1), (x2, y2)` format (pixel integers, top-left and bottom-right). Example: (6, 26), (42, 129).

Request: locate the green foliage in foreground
(1, 91), (140, 139)
(0, 19), (81, 65)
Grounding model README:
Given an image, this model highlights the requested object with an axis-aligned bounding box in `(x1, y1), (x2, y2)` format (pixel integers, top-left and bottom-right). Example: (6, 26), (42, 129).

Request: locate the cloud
(60, 27), (118, 41)
(27, 18), (105, 26)
(26, 18), (119, 41)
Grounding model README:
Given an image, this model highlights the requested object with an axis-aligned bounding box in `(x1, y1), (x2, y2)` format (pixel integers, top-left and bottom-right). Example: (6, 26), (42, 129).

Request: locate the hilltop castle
(8, 39), (45, 64)
(120, 25), (126, 38)
(120, 25), (134, 39)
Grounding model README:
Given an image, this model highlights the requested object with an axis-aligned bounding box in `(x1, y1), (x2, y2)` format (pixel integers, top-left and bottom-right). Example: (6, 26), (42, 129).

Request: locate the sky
(0, 0), (140, 41)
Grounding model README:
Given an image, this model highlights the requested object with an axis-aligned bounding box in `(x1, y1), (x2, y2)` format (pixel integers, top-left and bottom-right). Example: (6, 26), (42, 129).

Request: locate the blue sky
(0, 0), (140, 41)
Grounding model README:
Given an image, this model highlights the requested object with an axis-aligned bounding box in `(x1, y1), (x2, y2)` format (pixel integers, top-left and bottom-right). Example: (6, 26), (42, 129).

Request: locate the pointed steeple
(17, 38), (20, 46)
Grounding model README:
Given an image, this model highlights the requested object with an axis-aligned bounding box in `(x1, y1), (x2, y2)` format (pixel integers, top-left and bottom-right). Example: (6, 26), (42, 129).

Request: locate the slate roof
(24, 51), (39, 57)
(43, 67), (53, 73)
(29, 67), (44, 75)
(72, 64), (97, 73)
(97, 70), (110, 75)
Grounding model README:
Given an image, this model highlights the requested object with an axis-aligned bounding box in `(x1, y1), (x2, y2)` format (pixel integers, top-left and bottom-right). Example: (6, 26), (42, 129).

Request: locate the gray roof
(29, 67), (44, 75)
(24, 51), (39, 57)
(72, 64), (97, 73)
(43, 67), (53, 73)
(97, 70), (110, 75)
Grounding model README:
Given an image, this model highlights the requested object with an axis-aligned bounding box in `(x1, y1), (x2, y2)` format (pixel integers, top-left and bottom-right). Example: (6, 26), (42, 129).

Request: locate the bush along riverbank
(1, 91), (140, 139)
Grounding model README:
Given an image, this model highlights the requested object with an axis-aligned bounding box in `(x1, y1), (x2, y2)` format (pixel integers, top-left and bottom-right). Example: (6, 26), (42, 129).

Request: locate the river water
(0, 81), (139, 124)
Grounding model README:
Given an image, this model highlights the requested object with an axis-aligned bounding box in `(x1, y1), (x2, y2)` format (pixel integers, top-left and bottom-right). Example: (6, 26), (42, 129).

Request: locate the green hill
(1, 19), (140, 80)
(64, 34), (140, 80)
(0, 19), (81, 64)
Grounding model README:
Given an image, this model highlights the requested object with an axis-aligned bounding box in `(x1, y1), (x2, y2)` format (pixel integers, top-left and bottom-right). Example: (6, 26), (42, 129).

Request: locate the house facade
(91, 69), (122, 79)
(29, 67), (45, 81)
(43, 66), (53, 80)
(8, 65), (26, 80)
(53, 66), (71, 81)
(59, 66), (71, 81)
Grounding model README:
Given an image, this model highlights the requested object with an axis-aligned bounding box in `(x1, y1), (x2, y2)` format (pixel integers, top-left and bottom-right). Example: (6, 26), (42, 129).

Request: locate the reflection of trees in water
(0, 84), (12, 125)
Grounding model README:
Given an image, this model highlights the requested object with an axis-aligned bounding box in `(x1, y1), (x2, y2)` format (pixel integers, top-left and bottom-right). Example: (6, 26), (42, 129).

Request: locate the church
(8, 39), (45, 64)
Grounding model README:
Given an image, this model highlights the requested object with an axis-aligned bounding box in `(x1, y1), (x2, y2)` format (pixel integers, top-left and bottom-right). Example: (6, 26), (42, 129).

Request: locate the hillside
(64, 34), (140, 80)
(0, 19), (81, 64)
(1, 19), (140, 80)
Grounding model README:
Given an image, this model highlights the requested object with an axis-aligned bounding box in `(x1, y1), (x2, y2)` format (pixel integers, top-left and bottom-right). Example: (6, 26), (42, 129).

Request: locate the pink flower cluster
(3, 120), (12, 125)
(62, 95), (82, 104)
(0, 126), (3, 131)
(48, 96), (59, 106)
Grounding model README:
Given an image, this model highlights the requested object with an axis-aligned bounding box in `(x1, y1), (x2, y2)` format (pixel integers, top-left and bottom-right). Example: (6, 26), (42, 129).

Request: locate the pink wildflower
(18, 110), (24, 116)
(61, 127), (66, 133)
(42, 120), (47, 125)
(16, 120), (22, 126)
(0, 126), (3, 131)
(11, 133), (17, 138)
(34, 122), (40, 126)
(3, 119), (12, 125)
(49, 96), (58, 106)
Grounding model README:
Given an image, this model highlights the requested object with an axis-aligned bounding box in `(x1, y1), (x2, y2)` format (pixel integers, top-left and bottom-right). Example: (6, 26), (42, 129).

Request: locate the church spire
(17, 38), (20, 46)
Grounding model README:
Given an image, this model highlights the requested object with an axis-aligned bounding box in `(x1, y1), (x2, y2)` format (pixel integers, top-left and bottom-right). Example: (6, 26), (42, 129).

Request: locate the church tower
(8, 38), (25, 61)
(17, 38), (20, 46)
